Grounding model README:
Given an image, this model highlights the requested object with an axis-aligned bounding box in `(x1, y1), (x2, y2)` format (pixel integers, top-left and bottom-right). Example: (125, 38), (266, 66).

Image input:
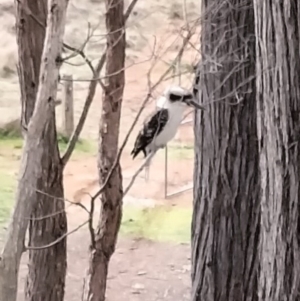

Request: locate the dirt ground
(16, 150), (194, 301)
(18, 231), (191, 301)
(14, 116), (195, 301)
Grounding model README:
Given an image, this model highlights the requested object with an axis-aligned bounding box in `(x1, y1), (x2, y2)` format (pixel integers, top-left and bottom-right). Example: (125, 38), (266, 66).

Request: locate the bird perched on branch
(131, 85), (205, 180)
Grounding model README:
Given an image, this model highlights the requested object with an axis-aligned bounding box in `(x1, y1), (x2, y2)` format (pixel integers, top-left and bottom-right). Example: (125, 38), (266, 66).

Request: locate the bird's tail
(131, 148), (139, 159)
(131, 147), (148, 160)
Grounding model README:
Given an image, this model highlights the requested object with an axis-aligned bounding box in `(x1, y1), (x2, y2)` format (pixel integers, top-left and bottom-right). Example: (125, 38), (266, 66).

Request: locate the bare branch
(24, 207), (71, 221)
(17, 187), (91, 221)
(59, 56), (153, 83)
(123, 152), (157, 196)
(61, 0), (140, 167)
(125, 0), (139, 19)
(90, 29), (195, 202)
(34, 187), (91, 214)
(88, 196), (96, 250)
(62, 23), (93, 61)
(25, 220), (89, 250)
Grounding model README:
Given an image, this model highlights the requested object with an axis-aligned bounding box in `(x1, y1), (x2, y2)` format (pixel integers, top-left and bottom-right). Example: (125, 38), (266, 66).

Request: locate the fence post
(62, 74), (74, 138)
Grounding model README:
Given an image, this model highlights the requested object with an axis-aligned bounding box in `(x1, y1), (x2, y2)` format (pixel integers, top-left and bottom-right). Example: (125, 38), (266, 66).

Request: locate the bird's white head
(156, 85), (205, 110)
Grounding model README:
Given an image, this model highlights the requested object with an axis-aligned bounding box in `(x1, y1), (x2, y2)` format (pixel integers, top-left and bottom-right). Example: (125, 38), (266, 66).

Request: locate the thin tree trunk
(0, 1), (69, 300)
(16, 0), (46, 128)
(15, 1), (68, 300)
(85, 0), (125, 300)
(253, 1), (300, 300)
(24, 133), (67, 301)
(191, 1), (260, 300)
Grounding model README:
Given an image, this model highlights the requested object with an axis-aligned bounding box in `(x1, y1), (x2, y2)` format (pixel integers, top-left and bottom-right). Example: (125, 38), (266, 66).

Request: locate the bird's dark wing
(131, 108), (169, 159)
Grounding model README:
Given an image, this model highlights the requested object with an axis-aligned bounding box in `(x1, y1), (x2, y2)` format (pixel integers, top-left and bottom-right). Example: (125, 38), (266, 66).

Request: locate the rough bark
(191, 1), (260, 301)
(0, 1), (69, 301)
(25, 141), (67, 301)
(16, 0), (47, 128)
(253, 1), (300, 300)
(85, 0), (125, 300)
(15, 2), (68, 300)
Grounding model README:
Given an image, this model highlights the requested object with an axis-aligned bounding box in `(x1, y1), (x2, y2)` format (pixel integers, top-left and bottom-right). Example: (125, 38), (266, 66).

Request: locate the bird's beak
(188, 99), (206, 110)
(183, 96), (205, 110)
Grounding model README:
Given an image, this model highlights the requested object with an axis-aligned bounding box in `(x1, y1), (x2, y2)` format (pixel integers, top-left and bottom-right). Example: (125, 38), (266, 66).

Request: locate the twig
(19, 187), (91, 222)
(34, 187), (90, 215)
(124, 0), (139, 19)
(59, 56), (153, 83)
(123, 152), (157, 196)
(89, 196), (96, 249)
(65, 198), (90, 215)
(63, 44), (106, 91)
(25, 220), (89, 250)
(25, 206), (71, 221)
(182, 0), (190, 32)
(61, 0), (140, 167)
(62, 23), (93, 61)
(17, 0), (93, 64)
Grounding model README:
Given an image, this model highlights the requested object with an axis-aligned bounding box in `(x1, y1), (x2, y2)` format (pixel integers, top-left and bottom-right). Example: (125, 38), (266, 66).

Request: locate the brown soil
(16, 145), (194, 300)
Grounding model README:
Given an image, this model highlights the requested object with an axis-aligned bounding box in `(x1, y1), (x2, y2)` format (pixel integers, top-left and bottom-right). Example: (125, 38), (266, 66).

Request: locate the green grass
(121, 205), (192, 243)
(0, 170), (15, 226)
(0, 119), (96, 154)
(56, 133), (96, 155)
(119, 144), (193, 243)
(0, 120), (21, 138)
(0, 155), (16, 243)
(0, 134), (96, 157)
(0, 133), (20, 231)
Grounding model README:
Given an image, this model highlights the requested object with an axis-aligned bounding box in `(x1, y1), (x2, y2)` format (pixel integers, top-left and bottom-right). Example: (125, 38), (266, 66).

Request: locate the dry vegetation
(0, 0), (200, 299)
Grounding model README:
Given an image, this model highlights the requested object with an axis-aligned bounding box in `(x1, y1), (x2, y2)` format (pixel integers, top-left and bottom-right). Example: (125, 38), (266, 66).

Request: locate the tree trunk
(0, 1), (69, 301)
(15, 2), (68, 301)
(16, 0), (47, 128)
(253, 1), (300, 300)
(191, 1), (260, 300)
(85, 0), (125, 300)
(24, 131), (67, 301)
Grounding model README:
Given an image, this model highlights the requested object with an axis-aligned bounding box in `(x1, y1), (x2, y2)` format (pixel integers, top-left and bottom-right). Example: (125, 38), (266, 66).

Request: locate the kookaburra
(130, 85), (204, 178)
